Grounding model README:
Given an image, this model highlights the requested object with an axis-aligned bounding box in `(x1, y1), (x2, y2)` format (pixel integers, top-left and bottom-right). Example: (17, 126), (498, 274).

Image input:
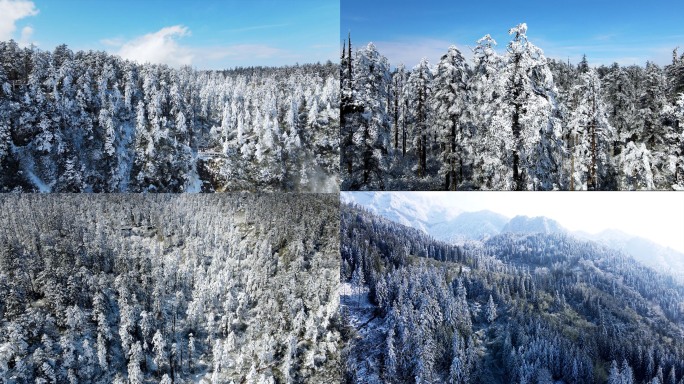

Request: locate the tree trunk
(421, 132), (427, 177)
(510, 52), (526, 191)
(589, 92), (598, 191)
(449, 116), (457, 190)
(590, 119), (597, 190)
(363, 122), (370, 184)
(394, 79), (399, 151)
(512, 104), (523, 190)
(419, 86), (423, 177)
(402, 99), (407, 157)
(570, 133), (575, 190)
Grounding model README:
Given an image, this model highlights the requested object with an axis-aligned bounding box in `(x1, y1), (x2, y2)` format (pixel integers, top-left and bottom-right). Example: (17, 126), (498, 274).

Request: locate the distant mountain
(341, 192), (459, 234)
(427, 210), (509, 243)
(575, 229), (684, 276)
(341, 193), (507, 244)
(342, 194), (683, 278)
(502, 215), (567, 235)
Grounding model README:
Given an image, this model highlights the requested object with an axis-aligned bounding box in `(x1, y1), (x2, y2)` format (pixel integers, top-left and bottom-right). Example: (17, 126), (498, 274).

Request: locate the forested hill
(0, 194), (341, 383)
(341, 203), (684, 384)
(0, 40), (339, 192)
(340, 23), (684, 191)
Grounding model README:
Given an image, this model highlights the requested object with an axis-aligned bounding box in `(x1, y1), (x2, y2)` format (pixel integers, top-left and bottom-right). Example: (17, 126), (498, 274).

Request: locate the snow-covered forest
(341, 203), (684, 383)
(0, 194), (341, 383)
(340, 24), (684, 190)
(0, 40), (339, 192)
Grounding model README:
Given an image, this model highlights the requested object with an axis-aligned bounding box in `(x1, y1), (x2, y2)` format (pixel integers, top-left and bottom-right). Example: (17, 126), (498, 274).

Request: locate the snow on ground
(340, 283), (373, 309)
(116, 122), (136, 191)
(185, 162), (203, 193)
(341, 282), (387, 383)
(340, 282), (377, 332)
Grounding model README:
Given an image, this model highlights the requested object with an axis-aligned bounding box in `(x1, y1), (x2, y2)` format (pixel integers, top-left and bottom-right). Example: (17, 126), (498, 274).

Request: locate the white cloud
(0, 0), (38, 41)
(115, 25), (193, 68)
(108, 25), (320, 69)
(100, 37), (125, 47)
(533, 35), (682, 67)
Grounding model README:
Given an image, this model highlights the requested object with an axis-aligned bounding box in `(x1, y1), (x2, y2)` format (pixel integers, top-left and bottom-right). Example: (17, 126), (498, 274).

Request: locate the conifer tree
(433, 46), (469, 189)
(407, 58), (433, 179)
(567, 68), (616, 190)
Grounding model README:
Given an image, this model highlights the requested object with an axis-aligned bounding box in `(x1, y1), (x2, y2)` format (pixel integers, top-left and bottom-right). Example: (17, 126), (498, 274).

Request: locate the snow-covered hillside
(341, 203), (684, 384)
(426, 210), (509, 244)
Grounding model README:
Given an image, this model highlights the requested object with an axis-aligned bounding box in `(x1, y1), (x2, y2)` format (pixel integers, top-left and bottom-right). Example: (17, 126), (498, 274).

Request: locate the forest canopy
(0, 193), (341, 383)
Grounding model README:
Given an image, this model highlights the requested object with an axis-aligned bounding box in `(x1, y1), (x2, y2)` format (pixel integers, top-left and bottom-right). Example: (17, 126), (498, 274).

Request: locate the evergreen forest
(0, 194), (341, 383)
(341, 203), (684, 384)
(0, 41), (339, 192)
(341, 24), (684, 190)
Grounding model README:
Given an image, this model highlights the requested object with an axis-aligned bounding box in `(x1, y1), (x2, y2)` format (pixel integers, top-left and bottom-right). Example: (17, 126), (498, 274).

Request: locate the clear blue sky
(0, 0), (338, 69)
(342, 0), (684, 67)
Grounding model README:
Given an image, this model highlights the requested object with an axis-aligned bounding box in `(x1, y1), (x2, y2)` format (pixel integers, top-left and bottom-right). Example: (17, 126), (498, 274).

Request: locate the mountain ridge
(342, 195), (684, 278)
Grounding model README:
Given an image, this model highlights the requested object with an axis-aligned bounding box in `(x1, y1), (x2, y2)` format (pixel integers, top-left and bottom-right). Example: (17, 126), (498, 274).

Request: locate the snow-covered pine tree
(669, 93), (684, 189)
(433, 45), (470, 190)
(0, 66), (11, 178)
(485, 294), (497, 323)
(152, 330), (167, 376)
(385, 327), (398, 380)
(495, 23), (563, 190)
(603, 63), (637, 154)
(622, 359), (635, 384)
(567, 68), (616, 190)
(667, 48), (684, 99)
(638, 62), (672, 188)
(349, 42), (391, 189)
(407, 58), (433, 180)
(468, 34), (507, 189)
(391, 64), (408, 156)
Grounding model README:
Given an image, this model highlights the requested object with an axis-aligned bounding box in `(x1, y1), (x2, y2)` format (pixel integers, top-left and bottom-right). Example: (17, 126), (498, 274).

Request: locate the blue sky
(0, 0), (338, 69)
(342, 0), (684, 67)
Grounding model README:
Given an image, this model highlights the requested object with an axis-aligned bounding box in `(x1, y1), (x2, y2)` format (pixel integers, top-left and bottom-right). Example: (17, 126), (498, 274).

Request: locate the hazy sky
(344, 191), (684, 254)
(0, 0), (338, 69)
(342, 0), (684, 67)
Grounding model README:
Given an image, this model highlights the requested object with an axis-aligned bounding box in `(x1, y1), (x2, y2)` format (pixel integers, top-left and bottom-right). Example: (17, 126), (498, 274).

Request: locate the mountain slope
(576, 229), (684, 278)
(0, 41), (339, 192)
(341, 203), (684, 384)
